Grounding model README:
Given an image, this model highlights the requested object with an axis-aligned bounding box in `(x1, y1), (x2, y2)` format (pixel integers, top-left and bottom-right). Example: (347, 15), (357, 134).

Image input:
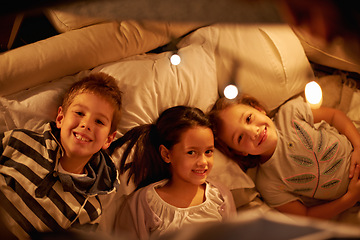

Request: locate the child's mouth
(258, 127), (267, 146)
(193, 169), (207, 175)
(74, 133), (91, 142)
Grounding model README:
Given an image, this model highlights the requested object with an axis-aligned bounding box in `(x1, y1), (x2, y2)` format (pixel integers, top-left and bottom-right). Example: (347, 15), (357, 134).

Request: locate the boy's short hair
(61, 72), (122, 133)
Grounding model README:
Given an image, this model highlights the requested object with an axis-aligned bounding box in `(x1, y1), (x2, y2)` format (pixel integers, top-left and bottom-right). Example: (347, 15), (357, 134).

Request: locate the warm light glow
(224, 84), (238, 99)
(305, 81), (323, 109)
(170, 53), (181, 65)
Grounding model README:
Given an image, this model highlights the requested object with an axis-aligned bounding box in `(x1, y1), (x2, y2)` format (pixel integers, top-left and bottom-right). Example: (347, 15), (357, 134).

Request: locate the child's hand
(349, 148), (360, 178)
(347, 164), (360, 202)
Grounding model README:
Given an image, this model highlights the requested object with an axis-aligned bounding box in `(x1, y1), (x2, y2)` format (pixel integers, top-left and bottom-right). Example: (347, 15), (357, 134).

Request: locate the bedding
(293, 26), (360, 74)
(0, 19), (206, 96)
(1, 7), (360, 238)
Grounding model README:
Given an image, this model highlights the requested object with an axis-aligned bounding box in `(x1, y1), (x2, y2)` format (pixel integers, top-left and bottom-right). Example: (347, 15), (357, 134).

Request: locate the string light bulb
(224, 84), (239, 99)
(305, 81), (323, 109)
(170, 53), (181, 65)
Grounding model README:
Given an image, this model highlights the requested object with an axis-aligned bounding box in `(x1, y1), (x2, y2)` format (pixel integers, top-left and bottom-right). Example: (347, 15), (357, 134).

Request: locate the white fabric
(146, 179), (223, 239)
(256, 96), (353, 207)
(348, 89), (360, 131)
(58, 162), (87, 177)
(45, 6), (108, 33)
(208, 150), (254, 190)
(204, 23), (315, 111)
(0, 21), (203, 96)
(91, 38), (218, 135)
(0, 72), (87, 133)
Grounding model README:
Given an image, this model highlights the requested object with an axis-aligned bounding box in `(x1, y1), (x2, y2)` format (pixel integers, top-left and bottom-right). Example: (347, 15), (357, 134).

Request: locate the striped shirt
(0, 122), (118, 239)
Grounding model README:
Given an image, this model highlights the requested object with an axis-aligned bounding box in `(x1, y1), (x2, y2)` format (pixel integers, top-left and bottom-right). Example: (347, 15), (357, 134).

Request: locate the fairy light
(170, 53), (181, 65)
(305, 81), (323, 109)
(224, 84), (239, 99)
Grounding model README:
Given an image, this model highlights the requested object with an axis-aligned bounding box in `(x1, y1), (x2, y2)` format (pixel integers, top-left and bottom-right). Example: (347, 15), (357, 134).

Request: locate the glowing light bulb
(305, 81), (323, 109)
(224, 84), (238, 99)
(170, 53), (181, 65)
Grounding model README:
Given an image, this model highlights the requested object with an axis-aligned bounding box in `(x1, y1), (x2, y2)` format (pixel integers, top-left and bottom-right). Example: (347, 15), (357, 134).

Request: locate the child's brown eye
(246, 114), (252, 123)
(238, 135), (243, 143)
(187, 151), (196, 155)
(96, 120), (104, 125)
(205, 149), (214, 156)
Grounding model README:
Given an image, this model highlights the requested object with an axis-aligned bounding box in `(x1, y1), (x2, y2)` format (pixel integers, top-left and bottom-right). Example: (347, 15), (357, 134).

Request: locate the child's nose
(81, 118), (92, 130)
(197, 155), (208, 166)
(245, 126), (259, 140)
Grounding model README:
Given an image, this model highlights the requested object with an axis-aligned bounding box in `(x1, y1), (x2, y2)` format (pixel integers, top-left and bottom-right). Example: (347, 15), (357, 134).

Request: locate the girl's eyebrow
(186, 145), (215, 152)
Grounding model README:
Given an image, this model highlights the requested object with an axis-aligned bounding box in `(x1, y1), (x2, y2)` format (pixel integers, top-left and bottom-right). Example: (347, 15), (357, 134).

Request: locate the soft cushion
(45, 5), (108, 33)
(208, 150), (254, 190)
(0, 27), (218, 134)
(198, 23), (315, 111)
(0, 72), (86, 133)
(293, 26), (360, 74)
(0, 20), (204, 97)
(91, 26), (219, 135)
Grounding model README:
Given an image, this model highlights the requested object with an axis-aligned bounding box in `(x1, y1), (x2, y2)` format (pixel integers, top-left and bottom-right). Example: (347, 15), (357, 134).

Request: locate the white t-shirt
(256, 96), (353, 208)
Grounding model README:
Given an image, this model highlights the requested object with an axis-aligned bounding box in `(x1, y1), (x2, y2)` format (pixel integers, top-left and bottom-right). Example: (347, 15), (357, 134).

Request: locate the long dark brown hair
(109, 105), (212, 189)
(207, 94), (267, 171)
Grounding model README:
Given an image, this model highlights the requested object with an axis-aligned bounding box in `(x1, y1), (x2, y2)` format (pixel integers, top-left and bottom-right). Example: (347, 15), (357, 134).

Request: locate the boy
(0, 72), (122, 239)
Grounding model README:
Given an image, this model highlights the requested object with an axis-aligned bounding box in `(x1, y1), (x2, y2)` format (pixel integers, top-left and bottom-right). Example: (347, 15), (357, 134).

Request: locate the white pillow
(185, 23), (315, 111)
(92, 34), (218, 135)
(208, 150), (254, 190)
(0, 20), (204, 97)
(0, 33), (218, 134)
(0, 72), (89, 133)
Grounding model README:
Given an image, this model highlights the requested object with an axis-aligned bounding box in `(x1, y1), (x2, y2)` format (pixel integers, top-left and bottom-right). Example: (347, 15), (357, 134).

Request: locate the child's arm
(312, 106), (360, 178)
(275, 165), (360, 219)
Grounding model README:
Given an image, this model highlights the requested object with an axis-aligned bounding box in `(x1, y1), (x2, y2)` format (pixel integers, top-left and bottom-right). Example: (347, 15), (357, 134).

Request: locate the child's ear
(159, 145), (171, 163)
(56, 107), (64, 129)
(102, 131), (117, 150)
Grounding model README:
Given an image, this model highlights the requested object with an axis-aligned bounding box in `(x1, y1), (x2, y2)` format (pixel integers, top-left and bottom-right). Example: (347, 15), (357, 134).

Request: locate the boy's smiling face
(56, 92), (116, 163)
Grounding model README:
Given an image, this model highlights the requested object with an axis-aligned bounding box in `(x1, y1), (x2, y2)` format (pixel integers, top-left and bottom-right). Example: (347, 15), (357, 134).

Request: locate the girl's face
(161, 126), (214, 187)
(218, 104), (277, 160)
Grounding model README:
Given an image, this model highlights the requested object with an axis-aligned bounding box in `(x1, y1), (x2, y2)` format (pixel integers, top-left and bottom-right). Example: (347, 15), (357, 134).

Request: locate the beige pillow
(183, 23), (315, 111)
(92, 33), (218, 135)
(293, 26), (360, 74)
(45, 6), (107, 33)
(0, 20), (204, 97)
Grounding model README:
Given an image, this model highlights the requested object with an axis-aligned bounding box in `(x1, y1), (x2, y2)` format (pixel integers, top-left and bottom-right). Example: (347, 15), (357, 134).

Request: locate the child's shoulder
(206, 179), (233, 197)
(281, 95), (305, 108)
(277, 95), (309, 114)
